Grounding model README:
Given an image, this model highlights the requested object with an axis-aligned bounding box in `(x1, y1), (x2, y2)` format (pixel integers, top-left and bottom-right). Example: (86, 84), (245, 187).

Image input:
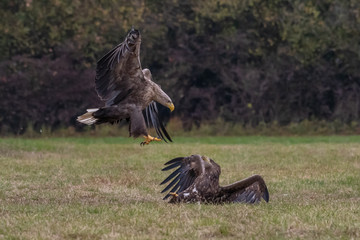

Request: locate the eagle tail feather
(77, 108), (99, 125)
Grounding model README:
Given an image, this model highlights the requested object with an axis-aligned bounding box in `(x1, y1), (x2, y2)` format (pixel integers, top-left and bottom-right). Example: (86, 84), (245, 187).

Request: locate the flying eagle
(77, 28), (174, 145)
(160, 155), (269, 204)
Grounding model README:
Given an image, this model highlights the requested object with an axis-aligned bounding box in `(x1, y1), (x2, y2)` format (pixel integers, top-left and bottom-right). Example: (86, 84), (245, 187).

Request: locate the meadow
(0, 136), (359, 239)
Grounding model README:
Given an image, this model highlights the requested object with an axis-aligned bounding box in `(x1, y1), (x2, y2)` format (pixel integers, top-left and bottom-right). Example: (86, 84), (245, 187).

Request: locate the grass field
(0, 136), (359, 239)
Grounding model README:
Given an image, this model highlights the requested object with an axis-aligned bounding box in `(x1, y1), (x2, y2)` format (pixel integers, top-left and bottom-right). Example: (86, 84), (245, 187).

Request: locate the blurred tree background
(0, 0), (359, 134)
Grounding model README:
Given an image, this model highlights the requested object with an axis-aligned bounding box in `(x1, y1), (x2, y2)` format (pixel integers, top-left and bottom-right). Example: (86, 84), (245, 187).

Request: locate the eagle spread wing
(160, 155), (269, 204)
(160, 156), (204, 199)
(95, 29), (142, 106)
(219, 175), (269, 203)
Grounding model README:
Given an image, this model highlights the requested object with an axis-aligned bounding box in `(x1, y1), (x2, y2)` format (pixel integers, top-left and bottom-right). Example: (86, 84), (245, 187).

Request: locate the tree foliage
(0, 0), (359, 133)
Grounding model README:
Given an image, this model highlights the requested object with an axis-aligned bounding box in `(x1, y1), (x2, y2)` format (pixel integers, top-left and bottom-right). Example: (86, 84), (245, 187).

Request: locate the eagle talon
(141, 135), (161, 145)
(169, 192), (178, 198)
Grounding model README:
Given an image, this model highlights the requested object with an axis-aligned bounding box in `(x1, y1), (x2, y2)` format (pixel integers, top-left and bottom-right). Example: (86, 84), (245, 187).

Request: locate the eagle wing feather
(160, 157), (203, 199)
(219, 175), (269, 203)
(145, 102), (172, 142)
(95, 30), (143, 106)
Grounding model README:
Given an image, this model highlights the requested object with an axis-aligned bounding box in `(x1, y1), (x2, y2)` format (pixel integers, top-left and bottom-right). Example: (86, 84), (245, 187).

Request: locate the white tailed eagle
(77, 28), (174, 145)
(160, 155), (269, 204)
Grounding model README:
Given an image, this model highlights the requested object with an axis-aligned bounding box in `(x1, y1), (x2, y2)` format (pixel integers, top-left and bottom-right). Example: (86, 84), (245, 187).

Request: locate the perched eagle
(160, 155), (269, 204)
(77, 28), (174, 145)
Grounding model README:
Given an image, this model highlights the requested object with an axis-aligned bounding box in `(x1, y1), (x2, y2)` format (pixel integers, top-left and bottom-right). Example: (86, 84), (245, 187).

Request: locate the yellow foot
(169, 192), (178, 198)
(140, 135), (161, 146)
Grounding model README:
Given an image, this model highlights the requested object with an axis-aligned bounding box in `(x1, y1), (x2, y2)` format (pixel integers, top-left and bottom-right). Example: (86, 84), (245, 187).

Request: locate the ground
(0, 136), (359, 239)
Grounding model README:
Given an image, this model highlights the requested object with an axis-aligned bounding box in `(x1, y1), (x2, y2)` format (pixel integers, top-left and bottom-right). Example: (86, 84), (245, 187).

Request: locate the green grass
(0, 136), (359, 239)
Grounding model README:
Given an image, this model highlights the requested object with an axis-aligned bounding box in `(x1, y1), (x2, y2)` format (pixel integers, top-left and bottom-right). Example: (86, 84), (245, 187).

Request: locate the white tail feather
(77, 109), (99, 125)
(86, 108), (99, 113)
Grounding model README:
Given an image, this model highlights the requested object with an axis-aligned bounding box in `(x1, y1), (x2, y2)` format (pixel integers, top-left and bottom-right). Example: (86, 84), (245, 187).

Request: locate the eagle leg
(140, 135), (161, 146)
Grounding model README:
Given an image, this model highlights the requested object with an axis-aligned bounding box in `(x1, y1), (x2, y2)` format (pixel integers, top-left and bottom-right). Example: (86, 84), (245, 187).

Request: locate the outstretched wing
(95, 29), (143, 106)
(145, 102), (172, 142)
(160, 157), (203, 200)
(219, 175), (269, 203)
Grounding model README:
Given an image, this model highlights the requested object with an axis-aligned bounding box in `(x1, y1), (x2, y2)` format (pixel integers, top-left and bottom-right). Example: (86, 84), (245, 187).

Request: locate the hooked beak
(168, 103), (175, 112)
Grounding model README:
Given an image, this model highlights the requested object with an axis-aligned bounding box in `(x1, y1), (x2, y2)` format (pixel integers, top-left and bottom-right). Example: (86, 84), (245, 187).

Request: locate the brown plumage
(160, 155), (269, 204)
(77, 28), (174, 145)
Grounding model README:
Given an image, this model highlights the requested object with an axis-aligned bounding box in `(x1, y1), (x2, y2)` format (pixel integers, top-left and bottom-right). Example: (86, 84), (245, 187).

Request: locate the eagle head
(201, 155), (211, 163)
(191, 154), (213, 168)
(148, 73), (174, 112)
(128, 28), (140, 41)
(126, 28), (141, 52)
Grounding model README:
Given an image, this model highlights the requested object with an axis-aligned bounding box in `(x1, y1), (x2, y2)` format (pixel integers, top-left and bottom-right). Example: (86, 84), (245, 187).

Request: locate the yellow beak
(168, 103), (175, 112)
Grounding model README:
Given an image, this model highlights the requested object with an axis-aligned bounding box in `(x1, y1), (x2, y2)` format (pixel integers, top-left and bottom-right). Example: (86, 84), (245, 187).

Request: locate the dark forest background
(1, 0), (360, 135)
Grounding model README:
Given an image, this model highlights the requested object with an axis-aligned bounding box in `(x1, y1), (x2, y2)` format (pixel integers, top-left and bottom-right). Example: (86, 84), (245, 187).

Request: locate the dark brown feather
(145, 102), (172, 142)
(219, 175), (269, 203)
(95, 29), (142, 106)
(129, 108), (147, 138)
(160, 156), (202, 200)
